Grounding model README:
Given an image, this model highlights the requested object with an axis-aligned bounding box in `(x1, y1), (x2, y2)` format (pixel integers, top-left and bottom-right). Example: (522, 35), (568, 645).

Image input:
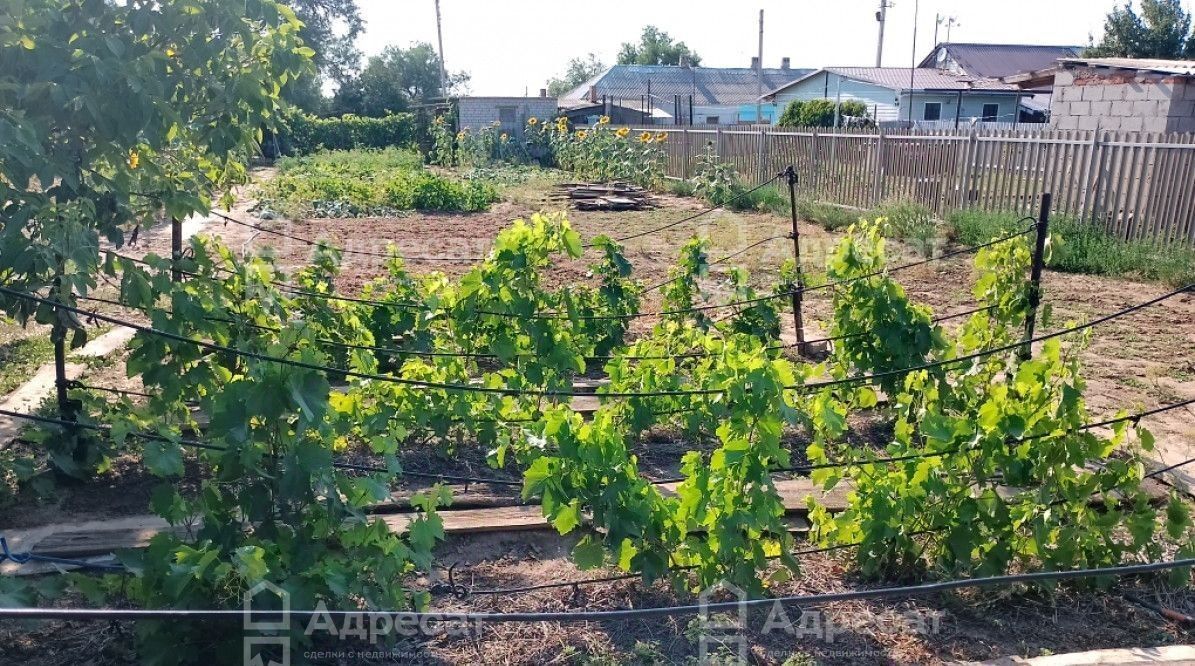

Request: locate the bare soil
(2, 170), (1193, 665)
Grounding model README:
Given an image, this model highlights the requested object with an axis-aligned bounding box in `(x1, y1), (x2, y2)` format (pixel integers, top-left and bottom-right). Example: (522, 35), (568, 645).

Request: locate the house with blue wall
(762, 67), (1028, 128)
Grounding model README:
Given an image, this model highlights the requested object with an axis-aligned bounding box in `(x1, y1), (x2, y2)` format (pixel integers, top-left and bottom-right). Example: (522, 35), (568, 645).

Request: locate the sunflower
(500, 133), (509, 142)
(655, 132), (669, 143)
(456, 132), (466, 140)
(576, 130), (587, 140)
(527, 117), (539, 125)
(598, 115), (611, 125)
(432, 115), (445, 126)
(638, 131), (654, 143)
(615, 127), (630, 138)
(127, 150), (140, 169)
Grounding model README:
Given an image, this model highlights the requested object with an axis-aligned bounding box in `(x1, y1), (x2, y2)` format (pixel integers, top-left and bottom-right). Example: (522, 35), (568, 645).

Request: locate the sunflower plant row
(524, 115), (669, 187)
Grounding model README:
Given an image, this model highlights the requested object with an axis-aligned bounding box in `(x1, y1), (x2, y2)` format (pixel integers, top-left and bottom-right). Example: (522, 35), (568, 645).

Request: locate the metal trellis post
(1020, 192), (1052, 361)
(171, 216), (183, 282)
(785, 166), (807, 354)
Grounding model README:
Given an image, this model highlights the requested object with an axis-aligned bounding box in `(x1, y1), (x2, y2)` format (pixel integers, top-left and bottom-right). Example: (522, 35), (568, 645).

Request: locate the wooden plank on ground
(3, 479), (848, 575)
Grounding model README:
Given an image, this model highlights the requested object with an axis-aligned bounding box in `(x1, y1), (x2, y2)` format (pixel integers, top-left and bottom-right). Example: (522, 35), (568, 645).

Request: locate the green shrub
(947, 209), (1195, 286)
(258, 148), (498, 217)
(273, 112), (418, 155)
(875, 201), (939, 255)
(777, 99), (870, 128)
(798, 200), (863, 230)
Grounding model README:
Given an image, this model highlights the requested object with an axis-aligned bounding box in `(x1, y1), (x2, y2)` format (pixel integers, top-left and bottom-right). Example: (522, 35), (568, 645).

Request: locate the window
(982, 103), (1000, 122)
(705, 116), (720, 125)
(923, 102), (942, 121)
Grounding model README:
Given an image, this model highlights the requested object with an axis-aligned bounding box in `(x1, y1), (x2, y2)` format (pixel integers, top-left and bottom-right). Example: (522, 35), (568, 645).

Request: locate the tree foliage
(617, 25), (702, 66)
(0, 0), (312, 475)
(1087, 0), (1195, 59)
(277, 0), (364, 113)
(332, 43), (468, 117)
(547, 53), (605, 97)
(777, 99), (870, 128)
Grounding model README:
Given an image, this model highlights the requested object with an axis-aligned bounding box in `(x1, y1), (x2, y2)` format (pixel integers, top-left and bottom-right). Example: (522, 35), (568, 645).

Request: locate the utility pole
(756, 9), (764, 125)
(907, 0), (919, 124)
(875, 0), (894, 67)
(434, 0), (448, 97)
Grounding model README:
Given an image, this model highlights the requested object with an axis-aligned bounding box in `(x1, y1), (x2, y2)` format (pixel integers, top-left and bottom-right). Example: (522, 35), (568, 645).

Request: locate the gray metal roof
(563, 64), (813, 106)
(1059, 57), (1195, 76)
(918, 43), (1081, 78)
(766, 67), (1023, 97)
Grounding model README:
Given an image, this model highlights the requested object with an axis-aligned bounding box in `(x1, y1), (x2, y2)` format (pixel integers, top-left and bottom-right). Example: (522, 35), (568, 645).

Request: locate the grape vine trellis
(3, 95), (1195, 664)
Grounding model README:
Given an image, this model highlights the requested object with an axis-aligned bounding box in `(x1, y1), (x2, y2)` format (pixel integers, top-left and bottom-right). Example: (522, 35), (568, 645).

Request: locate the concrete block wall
(1049, 67), (1195, 133)
(457, 97), (559, 136)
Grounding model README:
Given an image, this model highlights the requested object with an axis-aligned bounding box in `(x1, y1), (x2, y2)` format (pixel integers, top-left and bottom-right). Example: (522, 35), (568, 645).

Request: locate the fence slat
(600, 124), (1195, 245)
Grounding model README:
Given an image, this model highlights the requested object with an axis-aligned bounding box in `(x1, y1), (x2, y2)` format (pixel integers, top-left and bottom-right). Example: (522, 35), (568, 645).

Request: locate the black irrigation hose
(798, 223), (1037, 297)
(649, 396), (1195, 485)
(0, 408), (525, 488)
(791, 283), (1193, 395)
(596, 173), (784, 246)
(212, 211), (486, 263)
(642, 234), (793, 294)
(108, 249), (799, 323)
(3, 557), (1192, 622)
(5, 284), (1191, 400)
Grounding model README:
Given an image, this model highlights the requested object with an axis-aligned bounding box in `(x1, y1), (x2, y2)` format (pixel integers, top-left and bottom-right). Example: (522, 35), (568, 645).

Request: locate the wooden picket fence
(617, 126), (1195, 245)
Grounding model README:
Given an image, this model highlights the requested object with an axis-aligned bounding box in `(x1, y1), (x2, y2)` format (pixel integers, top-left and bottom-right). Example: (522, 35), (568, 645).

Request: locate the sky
(352, 0), (1185, 96)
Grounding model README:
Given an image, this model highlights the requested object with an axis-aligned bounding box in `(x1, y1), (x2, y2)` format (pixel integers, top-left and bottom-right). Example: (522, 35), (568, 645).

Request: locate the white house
(762, 67), (1029, 128)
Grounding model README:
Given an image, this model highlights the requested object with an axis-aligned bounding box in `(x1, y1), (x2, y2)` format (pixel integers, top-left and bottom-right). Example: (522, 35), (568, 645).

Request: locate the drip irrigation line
(211, 211), (486, 263)
(647, 396), (1195, 484)
(108, 249), (798, 323)
(0, 536), (123, 572)
(595, 173), (783, 247)
(642, 234), (792, 294)
(799, 223), (1036, 297)
(3, 284), (1190, 401)
(81, 289), (991, 365)
(4, 557), (1191, 622)
(788, 283), (1193, 395)
(0, 408), (524, 488)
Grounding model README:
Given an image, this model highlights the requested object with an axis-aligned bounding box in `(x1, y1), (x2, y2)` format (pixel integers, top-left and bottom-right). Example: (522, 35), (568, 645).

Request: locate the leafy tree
(1087, 0), (1194, 58)
(617, 25), (702, 66)
(279, 0), (365, 112)
(332, 43), (469, 116)
(547, 53), (606, 97)
(0, 0), (312, 474)
(777, 99), (870, 127)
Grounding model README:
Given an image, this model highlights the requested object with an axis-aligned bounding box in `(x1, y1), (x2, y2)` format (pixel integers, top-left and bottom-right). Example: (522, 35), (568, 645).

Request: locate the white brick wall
(457, 97), (558, 135)
(1050, 69), (1195, 133)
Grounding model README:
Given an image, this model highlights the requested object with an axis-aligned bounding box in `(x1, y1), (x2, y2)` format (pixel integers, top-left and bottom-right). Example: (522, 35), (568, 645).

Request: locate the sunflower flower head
(655, 132), (668, 143)
(576, 130), (587, 139)
(598, 115), (611, 125)
(615, 127), (630, 138)
(638, 131), (653, 143)
(527, 117), (539, 126)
